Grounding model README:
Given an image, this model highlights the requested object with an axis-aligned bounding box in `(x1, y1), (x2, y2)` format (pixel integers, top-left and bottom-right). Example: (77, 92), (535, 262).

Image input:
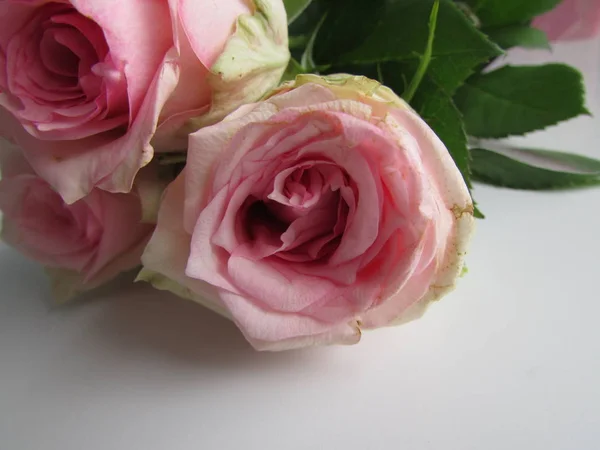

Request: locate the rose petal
(175, 0), (250, 68)
(185, 184), (240, 294)
(155, 1), (213, 130)
(70, 0), (173, 118)
(226, 256), (339, 312)
(219, 290), (361, 350)
(184, 103), (278, 232)
(80, 189), (153, 282)
(141, 174), (228, 316)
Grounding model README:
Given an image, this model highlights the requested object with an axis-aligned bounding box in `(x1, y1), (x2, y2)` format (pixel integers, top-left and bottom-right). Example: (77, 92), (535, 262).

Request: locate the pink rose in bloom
(0, 144), (155, 300)
(0, 0), (289, 203)
(534, 0), (600, 40)
(141, 75), (475, 351)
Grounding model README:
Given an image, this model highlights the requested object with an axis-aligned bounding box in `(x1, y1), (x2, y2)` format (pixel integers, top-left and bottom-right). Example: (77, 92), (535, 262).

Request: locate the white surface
(1, 39), (600, 450)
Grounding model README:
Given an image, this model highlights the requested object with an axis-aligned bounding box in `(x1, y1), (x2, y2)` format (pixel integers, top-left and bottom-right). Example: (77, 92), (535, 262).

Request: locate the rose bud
(140, 75), (475, 351)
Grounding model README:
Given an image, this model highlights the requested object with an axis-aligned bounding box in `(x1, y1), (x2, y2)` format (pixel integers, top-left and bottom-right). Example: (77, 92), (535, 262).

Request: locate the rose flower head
(0, 143), (157, 300)
(0, 0), (289, 203)
(141, 74), (475, 351)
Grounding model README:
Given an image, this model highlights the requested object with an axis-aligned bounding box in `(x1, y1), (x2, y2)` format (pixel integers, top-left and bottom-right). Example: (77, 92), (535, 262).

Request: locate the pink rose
(534, 0), (600, 40)
(0, 0), (289, 204)
(141, 75), (475, 351)
(0, 143), (155, 300)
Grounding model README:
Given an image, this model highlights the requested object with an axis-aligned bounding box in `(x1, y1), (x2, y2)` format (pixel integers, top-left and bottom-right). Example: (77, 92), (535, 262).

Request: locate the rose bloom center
(241, 160), (355, 264)
(4, 2), (128, 137)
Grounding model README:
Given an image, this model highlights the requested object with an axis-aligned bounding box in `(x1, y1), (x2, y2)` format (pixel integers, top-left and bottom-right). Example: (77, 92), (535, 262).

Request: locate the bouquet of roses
(1, 0), (598, 351)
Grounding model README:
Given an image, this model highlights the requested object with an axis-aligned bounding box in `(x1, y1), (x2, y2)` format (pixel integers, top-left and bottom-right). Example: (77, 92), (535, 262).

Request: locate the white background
(1, 38), (599, 450)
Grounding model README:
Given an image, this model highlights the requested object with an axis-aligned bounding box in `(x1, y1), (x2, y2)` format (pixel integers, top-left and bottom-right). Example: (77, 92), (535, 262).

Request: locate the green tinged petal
(190, 0), (290, 129)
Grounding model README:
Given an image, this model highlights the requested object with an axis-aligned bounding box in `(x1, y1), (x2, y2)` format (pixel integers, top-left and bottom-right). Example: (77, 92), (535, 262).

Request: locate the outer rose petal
(139, 174), (231, 319)
(359, 109), (474, 328)
(220, 291), (362, 351)
(153, 19), (211, 125)
(176, 0), (251, 68)
(70, 0), (173, 117)
(160, 0), (290, 150)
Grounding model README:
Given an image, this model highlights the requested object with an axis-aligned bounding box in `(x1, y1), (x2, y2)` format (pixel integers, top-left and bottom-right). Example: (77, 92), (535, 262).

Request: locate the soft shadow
(1, 247), (334, 371)
(79, 281), (321, 370)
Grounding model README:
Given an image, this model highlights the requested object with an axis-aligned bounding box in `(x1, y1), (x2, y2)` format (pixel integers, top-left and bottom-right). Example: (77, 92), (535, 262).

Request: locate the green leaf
(464, 0), (562, 28)
(471, 147), (600, 190)
(413, 77), (472, 189)
(473, 204), (485, 219)
(289, 34), (309, 50)
(485, 25), (550, 50)
(454, 64), (589, 138)
(403, 0), (440, 103)
(284, 0), (314, 24)
(314, 0), (502, 95)
(282, 58), (306, 82)
(410, 77), (484, 211)
(300, 12), (328, 72)
(288, 0), (328, 35)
